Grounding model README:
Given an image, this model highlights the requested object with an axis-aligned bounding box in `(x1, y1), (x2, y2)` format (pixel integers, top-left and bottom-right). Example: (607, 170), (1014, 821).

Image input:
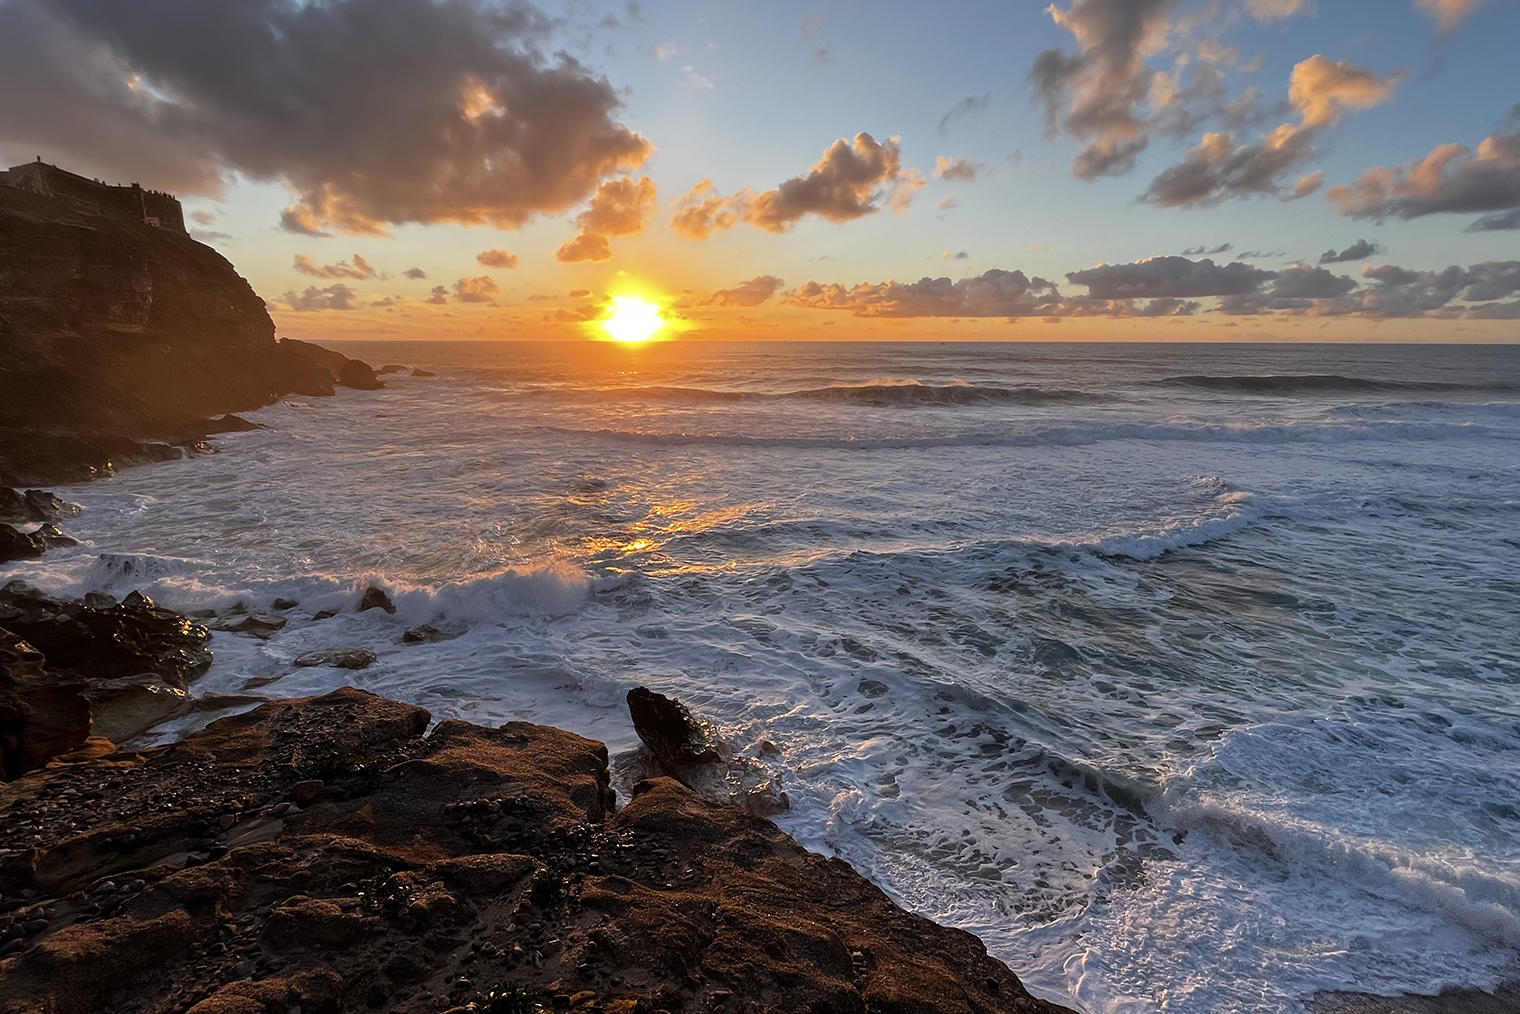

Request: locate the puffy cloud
(670, 134), (924, 239)
(1291, 171), (1326, 199)
(938, 195), (960, 210)
(1066, 256), (1274, 298)
(1318, 239), (1380, 264)
(1215, 264), (1358, 314)
(1029, 0), (1177, 179)
(1353, 260), (1520, 317)
(938, 94), (991, 136)
(557, 175), (657, 261)
(1142, 124), (1316, 206)
(1329, 129), (1520, 224)
(294, 253), (377, 280)
(452, 276), (500, 304)
(283, 283), (358, 311)
(1467, 208), (1520, 231)
(403, 267), (428, 280)
(1288, 55), (1404, 129)
(1415, 0), (1493, 31)
(934, 157), (982, 182)
(426, 285), (449, 305)
(476, 249), (519, 269)
(784, 269), (1066, 317)
(1246, 0), (1316, 22)
(746, 133), (924, 232)
(0, 0), (650, 234)
(702, 276), (785, 307)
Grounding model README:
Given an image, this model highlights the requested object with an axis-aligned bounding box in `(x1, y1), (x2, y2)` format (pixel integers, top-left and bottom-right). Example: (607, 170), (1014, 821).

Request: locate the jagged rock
(336, 360), (384, 391)
(271, 596), (299, 610)
(411, 368), (436, 377)
(210, 612), (287, 638)
(0, 488), (80, 523)
(359, 586), (395, 614)
(293, 648), (378, 670)
(205, 414), (260, 433)
(0, 689), (1069, 1013)
(0, 523), (46, 562)
(0, 630), (91, 781)
(376, 364), (408, 375)
(401, 624), (444, 644)
(312, 609), (338, 621)
(627, 687), (722, 766)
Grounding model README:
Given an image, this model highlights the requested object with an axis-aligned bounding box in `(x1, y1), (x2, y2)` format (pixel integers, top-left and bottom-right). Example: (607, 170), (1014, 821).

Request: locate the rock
(271, 597), (299, 611)
(411, 368), (436, 378)
(376, 364), (408, 375)
(288, 779), (325, 805)
(0, 486), (26, 522)
(0, 523), (47, 562)
(211, 612), (287, 638)
(627, 688), (722, 766)
(293, 648), (378, 670)
(0, 630), (92, 781)
(83, 591), (117, 610)
(359, 586), (395, 614)
(336, 359), (384, 391)
(402, 624), (444, 644)
(0, 488), (82, 522)
(312, 609), (338, 621)
(84, 676), (190, 743)
(205, 414), (260, 433)
(0, 688), (1069, 1014)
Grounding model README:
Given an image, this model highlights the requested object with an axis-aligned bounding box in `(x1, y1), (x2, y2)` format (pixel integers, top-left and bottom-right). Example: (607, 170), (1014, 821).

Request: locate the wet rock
(402, 624), (444, 644)
(0, 630), (91, 781)
(271, 597), (299, 611)
(288, 779), (325, 805)
(376, 364), (408, 375)
(337, 360), (384, 391)
(82, 591), (117, 610)
(0, 523), (47, 562)
(411, 368), (436, 377)
(312, 609), (339, 621)
(294, 648), (378, 670)
(204, 414), (261, 434)
(359, 586), (395, 614)
(627, 688), (722, 766)
(211, 612), (287, 638)
(0, 488), (82, 523)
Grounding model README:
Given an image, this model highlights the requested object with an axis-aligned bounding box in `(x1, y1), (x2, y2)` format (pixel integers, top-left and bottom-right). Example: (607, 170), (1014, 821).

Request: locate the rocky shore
(0, 685), (1071, 1014)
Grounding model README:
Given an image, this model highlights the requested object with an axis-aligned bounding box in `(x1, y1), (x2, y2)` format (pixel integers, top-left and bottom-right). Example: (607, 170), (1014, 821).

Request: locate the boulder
(411, 368), (436, 377)
(359, 586), (395, 614)
(336, 360), (384, 391)
(0, 523), (47, 562)
(376, 364), (408, 375)
(205, 414), (260, 433)
(401, 624), (444, 644)
(0, 630), (92, 780)
(293, 648), (378, 670)
(210, 612), (287, 638)
(627, 687), (722, 765)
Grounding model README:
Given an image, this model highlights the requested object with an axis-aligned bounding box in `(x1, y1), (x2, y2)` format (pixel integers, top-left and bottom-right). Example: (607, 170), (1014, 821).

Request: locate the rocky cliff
(0, 687), (1072, 1014)
(0, 185), (377, 485)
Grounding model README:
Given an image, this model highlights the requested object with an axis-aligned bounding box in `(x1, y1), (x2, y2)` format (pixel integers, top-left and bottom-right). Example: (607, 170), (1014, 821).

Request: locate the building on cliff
(0, 158), (186, 233)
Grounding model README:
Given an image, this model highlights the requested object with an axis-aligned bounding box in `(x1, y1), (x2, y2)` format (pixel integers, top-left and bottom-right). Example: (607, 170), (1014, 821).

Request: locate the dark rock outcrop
(0, 184), (383, 485)
(0, 688), (1071, 1014)
(292, 648), (378, 670)
(0, 524), (77, 564)
(359, 586), (395, 614)
(626, 688), (790, 817)
(0, 583), (212, 768)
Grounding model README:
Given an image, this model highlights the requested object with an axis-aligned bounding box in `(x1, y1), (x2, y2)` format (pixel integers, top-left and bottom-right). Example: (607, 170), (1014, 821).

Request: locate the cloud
(1329, 129), (1520, 224)
(703, 275), (784, 307)
(800, 12), (825, 38)
(1066, 256), (1275, 298)
(426, 285), (449, 305)
(1142, 124), (1316, 206)
(1466, 208), (1520, 231)
(189, 209), (216, 226)
(293, 253), (377, 280)
(938, 195), (960, 210)
(746, 133), (924, 231)
(942, 251), (970, 260)
(1181, 243), (1233, 255)
(784, 269), (1067, 317)
(477, 249), (519, 269)
(453, 276), (500, 303)
(1247, 0), (1316, 22)
(403, 267), (428, 280)
(190, 230), (234, 244)
(1415, 0), (1493, 31)
(934, 156), (982, 182)
(1028, 0), (1177, 179)
(0, 0), (651, 235)
(568, 288), (592, 298)
(1291, 170), (1326, 199)
(556, 174), (657, 262)
(1215, 263), (1358, 314)
(1353, 260), (1520, 317)
(283, 283), (358, 311)
(1287, 55), (1405, 129)
(938, 94), (991, 136)
(1318, 239), (1381, 264)
(671, 134), (925, 238)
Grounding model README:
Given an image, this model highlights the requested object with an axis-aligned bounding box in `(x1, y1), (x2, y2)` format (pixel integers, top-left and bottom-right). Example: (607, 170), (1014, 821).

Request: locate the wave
(530, 379), (1099, 408)
(1158, 374), (1520, 396)
(542, 417), (1500, 452)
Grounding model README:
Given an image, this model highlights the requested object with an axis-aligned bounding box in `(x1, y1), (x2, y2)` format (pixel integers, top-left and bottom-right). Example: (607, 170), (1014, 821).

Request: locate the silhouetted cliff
(0, 184), (377, 484)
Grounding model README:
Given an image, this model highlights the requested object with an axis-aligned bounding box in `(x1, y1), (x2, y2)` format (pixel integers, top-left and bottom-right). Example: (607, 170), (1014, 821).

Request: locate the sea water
(7, 341), (1519, 1013)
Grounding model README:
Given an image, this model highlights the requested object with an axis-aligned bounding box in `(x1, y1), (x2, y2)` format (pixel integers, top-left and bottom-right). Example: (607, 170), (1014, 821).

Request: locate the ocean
(8, 340), (1519, 1013)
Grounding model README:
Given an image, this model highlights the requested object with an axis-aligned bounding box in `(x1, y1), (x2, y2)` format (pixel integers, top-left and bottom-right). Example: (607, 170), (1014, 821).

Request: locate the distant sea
(9, 341), (1520, 1013)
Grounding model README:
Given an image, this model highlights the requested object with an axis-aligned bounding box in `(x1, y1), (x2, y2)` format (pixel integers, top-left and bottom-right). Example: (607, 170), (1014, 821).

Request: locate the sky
(1, 0), (1517, 342)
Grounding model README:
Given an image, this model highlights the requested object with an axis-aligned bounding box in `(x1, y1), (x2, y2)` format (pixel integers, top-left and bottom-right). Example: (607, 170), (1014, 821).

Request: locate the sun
(600, 296), (665, 343)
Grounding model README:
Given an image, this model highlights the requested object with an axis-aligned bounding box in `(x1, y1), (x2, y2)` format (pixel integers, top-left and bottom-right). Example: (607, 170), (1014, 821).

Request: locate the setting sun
(600, 296), (665, 343)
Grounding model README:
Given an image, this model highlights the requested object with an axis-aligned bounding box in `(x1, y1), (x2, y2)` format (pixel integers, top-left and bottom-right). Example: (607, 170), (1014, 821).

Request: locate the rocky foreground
(0, 686), (1072, 1014)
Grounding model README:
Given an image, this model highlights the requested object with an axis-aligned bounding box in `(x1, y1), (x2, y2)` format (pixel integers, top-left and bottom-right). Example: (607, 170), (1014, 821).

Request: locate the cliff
(0, 185), (375, 485)
(0, 687), (1072, 1014)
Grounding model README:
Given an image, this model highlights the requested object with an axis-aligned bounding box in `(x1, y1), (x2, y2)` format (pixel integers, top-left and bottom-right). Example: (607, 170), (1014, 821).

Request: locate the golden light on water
(600, 296), (665, 343)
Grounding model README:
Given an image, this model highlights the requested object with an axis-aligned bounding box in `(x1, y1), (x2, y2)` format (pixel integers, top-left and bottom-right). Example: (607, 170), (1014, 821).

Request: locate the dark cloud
(784, 269), (1066, 317)
(557, 175), (656, 261)
(0, 0), (650, 234)
(426, 285), (449, 305)
(453, 276), (499, 304)
(1466, 208), (1520, 232)
(1142, 125), (1316, 207)
(703, 276), (785, 307)
(403, 267), (428, 280)
(282, 283), (358, 311)
(670, 134), (924, 238)
(476, 249), (520, 269)
(1066, 256), (1275, 298)
(1215, 265), (1358, 314)
(1353, 260), (1520, 317)
(938, 94), (991, 136)
(294, 254), (377, 280)
(1330, 129), (1520, 223)
(1181, 243), (1233, 255)
(1318, 239), (1380, 264)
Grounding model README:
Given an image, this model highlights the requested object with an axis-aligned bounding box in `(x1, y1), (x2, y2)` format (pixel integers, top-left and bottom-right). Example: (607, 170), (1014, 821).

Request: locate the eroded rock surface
(0, 688), (1070, 1014)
